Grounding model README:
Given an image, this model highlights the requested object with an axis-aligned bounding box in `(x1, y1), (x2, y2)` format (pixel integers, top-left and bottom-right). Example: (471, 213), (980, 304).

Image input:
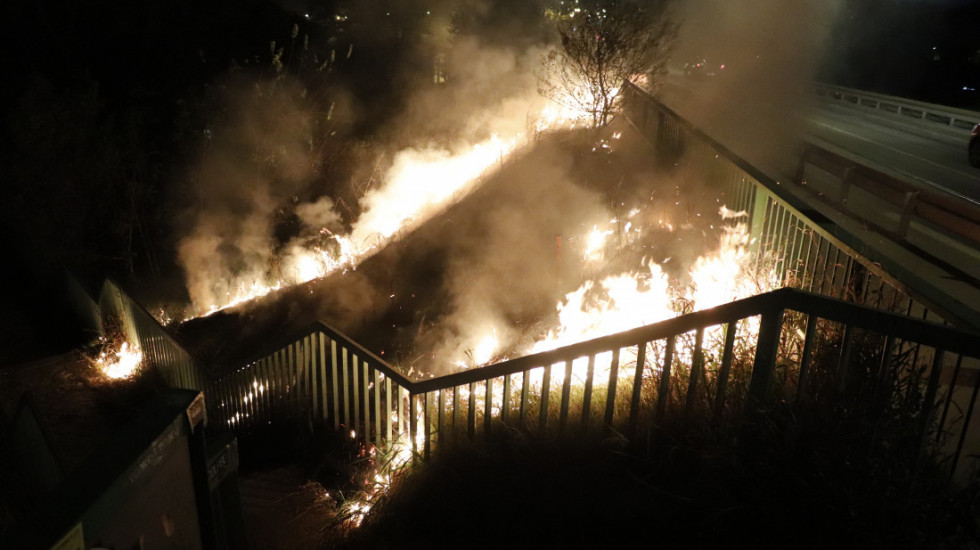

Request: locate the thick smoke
(667, 0), (844, 172)
(177, 77), (318, 311)
(175, 3), (558, 320)
(178, 1), (841, 374)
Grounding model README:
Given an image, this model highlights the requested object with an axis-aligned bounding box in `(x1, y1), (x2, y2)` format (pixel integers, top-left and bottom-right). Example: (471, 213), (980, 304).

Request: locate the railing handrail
(624, 80), (980, 333)
(797, 144), (980, 246)
(814, 82), (980, 131)
(218, 319), (416, 389)
(413, 287), (980, 394)
(101, 279), (193, 357)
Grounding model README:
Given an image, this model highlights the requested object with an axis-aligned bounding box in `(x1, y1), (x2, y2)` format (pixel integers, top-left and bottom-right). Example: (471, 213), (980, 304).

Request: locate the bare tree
(539, 0), (678, 128)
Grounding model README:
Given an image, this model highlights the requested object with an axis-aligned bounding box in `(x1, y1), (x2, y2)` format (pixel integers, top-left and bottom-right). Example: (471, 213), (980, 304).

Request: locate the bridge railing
(621, 81), (976, 331)
(814, 83), (980, 132)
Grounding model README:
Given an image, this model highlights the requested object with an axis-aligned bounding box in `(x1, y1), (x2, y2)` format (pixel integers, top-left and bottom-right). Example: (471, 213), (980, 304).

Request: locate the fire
(534, 218), (769, 354)
(584, 224), (614, 262)
(183, 134), (523, 320)
(94, 341), (143, 380)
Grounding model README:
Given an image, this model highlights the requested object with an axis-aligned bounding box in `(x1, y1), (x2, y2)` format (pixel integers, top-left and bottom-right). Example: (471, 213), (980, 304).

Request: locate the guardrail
(814, 83), (980, 132)
(622, 80), (980, 332)
(796, 144), (980, 274)
(622, 83), (938, 319)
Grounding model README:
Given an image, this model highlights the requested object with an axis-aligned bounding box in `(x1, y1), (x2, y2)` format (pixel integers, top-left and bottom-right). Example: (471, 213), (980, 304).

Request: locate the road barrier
(814, 83), (980, 132)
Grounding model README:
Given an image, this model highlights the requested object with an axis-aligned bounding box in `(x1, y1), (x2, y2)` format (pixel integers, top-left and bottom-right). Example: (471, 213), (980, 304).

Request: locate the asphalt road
(658, 71), (980, 205)
(804, 98), (980, 204)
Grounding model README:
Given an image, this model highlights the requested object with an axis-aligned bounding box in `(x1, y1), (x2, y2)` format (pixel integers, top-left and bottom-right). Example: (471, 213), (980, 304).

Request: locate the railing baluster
(362, 359), (370, 443)
(484, 378), (493, 435)
(796, 315), (819, 403)
(539, 364), (552, 432)
(714, 322), (737, 419)
(287, 343), (296, 418)
(373, 366), (382, 449)
(468, 382), (477, 439)
(937, 354), (964, 445)
(915, 350), (946, 469)
(581, 354), (596, 432)
(685, 329), (706, 420)
(331, 340), (340, 430)
(319, 333), (328, 423)
(352, 356), (361, 438)
(398, 385), (407, 440)
(603, 348), (621, 429)
(656, 338), (674, 423)
(628, 343), (647, 437)
(748, 309), (786, 408)
(423, 392), (432, 459)
(342, 348), (350, 431)
(950, 360), (980, 479)
(502, 373), (511, 425)
(559, 360), (573, 433)
(437, 388), (446, 448)
(520, 370), (530, 428)
(385, 377), (393, 445)
(452, 386), (460, 441)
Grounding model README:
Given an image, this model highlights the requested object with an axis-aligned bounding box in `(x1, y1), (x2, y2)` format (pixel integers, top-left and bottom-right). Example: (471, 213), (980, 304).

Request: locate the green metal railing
(621, 81), (947, 329)
(408, 288), (980, 480)
(208, 321), (415, 452)
(99, 280), (209, 393)
(98, 280), (980, 482)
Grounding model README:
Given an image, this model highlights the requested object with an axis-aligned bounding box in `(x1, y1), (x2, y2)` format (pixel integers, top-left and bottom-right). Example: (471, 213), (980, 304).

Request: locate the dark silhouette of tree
(538, 0), (678, 128)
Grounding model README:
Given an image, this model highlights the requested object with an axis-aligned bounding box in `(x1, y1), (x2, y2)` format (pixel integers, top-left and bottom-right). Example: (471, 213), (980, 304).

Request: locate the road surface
(658, 71), (980, 204)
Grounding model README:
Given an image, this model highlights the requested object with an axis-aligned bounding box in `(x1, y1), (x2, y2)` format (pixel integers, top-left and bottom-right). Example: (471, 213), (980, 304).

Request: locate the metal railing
(408, 288), (980, 481)
(99, 280), (209, 393)
(795, 143), (980, 282)
(814, 83), (980, 132)
(99, 280), (980, 481)
(621, 81), (973, 330)
(208, 321), (415, 452)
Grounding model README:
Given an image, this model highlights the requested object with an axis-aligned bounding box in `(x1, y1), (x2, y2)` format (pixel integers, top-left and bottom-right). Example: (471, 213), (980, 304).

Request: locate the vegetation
(538, 0), (678, 128)
(326, 398), (979, 549)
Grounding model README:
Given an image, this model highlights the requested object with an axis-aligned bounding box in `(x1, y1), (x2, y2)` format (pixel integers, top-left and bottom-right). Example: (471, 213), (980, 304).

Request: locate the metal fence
(621, 81), (950, 329)
(207, 322), (415, 452)
(98, 280), (209, 393)
(408, 288), (980, 481)
(814, 83), (980, 132)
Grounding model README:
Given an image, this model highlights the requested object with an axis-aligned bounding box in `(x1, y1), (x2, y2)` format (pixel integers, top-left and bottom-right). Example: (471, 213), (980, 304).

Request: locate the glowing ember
(584, 224), (614, 262)
(94, 341), (143, 380)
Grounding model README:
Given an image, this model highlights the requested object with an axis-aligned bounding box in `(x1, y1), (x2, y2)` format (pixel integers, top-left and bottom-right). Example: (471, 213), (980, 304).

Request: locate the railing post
(655, 338), (674, 424)
(749, 188), (769, 258)
(684, 329), (705, 421)
(747, 306), (785, 408)
(602, 348), (621, 430)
